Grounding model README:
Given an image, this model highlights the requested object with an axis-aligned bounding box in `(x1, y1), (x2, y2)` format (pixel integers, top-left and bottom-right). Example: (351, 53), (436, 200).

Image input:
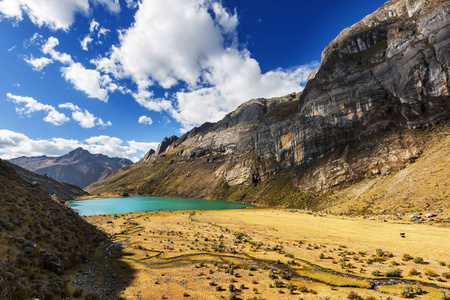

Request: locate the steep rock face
(88, 0), (449, 208)
(257, 0), (449, 171)
(10, 148), (133, 188)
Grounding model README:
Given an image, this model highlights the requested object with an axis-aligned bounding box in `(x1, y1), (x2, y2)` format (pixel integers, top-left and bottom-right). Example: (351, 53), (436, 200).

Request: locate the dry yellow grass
(77, 208), (450, 299)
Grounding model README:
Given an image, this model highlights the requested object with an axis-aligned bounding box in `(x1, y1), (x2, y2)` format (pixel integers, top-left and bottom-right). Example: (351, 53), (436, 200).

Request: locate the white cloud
(24, 55), (53, 71)
(80, 19), (110, 51)
(8, 45), (16, 52)
(6, 93), (69, 126)
(94, 0), (318, 131)
(125, 0), (139, 9)
(61, 62), (110, 101)
(42, 36), (73, 64)
(0, 130), (157, 162)
(92, 0), (120, 14)
(80, 35), (93, 51)
(138, 115), (153, 125)
(59, 102), (112, 128)
(0, 0), (120, 30)
(0, 0), (90, 31)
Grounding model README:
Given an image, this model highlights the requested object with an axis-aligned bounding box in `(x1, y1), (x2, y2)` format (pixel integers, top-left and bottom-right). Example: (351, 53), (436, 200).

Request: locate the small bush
(439, 261), (446, 266)
(401, 286), (414, 298)
(73, 288), (83, 298)
(366, 296), (376, 300)
(414, 257), (425, 264)
(372, 270), (381, 277)
(441, 291), (450, 300)
(414, 285), (423, 295)
(385, 268), (402, 278)
(409, 268), (419, 276)
(84, 293), (99, 300)
(425, 270), (438, 277)
(442, 272), (450, 279)
(347, 291), (362, 300)
(402, 253), (413, 261)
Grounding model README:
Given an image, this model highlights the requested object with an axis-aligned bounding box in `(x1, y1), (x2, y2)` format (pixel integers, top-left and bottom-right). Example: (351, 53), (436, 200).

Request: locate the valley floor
(68, 208), (450, 300)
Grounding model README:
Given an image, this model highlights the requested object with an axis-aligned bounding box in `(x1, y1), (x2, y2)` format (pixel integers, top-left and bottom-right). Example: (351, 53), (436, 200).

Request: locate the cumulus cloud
(0, 0), (120, 30)
(40, 36), (116, 101)
(24, 55), (53, 71)
(61, 63), (110, 101)
(6, 93), (69, 126)
(59, 102), (112, 128)
(0, 130), (157, 162)
(138, 115), (153, 125)
(93, 0), (318, 131)
(0, 0), (89, 31)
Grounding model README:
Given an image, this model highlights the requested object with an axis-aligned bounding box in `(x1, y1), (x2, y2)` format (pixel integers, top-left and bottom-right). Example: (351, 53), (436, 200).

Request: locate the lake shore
(67, 208), (450, 299)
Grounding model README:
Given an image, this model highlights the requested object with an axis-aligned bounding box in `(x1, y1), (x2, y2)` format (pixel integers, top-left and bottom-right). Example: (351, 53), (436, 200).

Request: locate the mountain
(0, 158), (107, 299)
(10, 148), (133, 189)
(9, 161), (88, 201)
(87, 0), (449, 214)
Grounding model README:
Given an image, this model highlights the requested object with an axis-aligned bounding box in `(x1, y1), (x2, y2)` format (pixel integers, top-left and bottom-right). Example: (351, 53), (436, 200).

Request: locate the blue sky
(0, 0), (386, 161)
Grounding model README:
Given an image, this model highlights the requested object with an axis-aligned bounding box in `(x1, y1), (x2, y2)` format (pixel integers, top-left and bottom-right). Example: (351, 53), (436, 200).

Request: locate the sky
(0, 0), (387, 162)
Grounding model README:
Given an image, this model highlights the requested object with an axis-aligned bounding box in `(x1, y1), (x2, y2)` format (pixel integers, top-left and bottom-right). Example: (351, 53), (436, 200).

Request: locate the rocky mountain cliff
(87, 0), (449, 214)
(10, 148), (133, 189)
(0, 158), (107, 299)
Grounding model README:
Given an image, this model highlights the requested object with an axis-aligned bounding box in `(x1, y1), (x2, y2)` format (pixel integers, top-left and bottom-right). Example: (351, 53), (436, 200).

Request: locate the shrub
(319, 253), (325, 259)
(442, 272), (450, 279)
(84, 293), (99, 300)
(183, 292), (190, 297)
(409, 268), (419, 276)
(425, 270), (438, 277)
(414, 285), (422, 295)
(441, 291), (450, 300)
(228, 284), (235, 292)
(413, 257), (425, 264)
(347, 291), (362, 300)
(401, 286), (414, 298)
(439, 261), (446, 266)
(73, 288), (83, 298)
(372, 270), (381, 277)
(366, 297), (376, 300)
(228, 293), (237, 300)
(385, 268), (402, 278)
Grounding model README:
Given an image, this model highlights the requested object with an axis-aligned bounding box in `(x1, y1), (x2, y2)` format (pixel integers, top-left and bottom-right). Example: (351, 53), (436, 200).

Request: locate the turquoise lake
(66, 196), (252, 216)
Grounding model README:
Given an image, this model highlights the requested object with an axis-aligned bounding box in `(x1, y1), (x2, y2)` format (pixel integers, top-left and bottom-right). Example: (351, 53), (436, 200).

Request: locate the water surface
(67, 196), (251, 216)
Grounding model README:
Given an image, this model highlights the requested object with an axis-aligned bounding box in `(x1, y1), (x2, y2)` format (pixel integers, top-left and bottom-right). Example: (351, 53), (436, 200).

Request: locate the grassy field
(73, 208), (450, 299)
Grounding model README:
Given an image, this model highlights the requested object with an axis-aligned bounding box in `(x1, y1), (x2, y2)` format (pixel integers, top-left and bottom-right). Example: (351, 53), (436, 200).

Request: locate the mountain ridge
(10, 147), (133, 189)
(87, 0), (449, 215)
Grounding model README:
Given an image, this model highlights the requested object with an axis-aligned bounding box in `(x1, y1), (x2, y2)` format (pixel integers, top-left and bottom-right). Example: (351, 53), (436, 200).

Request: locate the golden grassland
(75, 208), (450, 299)
(329, 127), (450, 217)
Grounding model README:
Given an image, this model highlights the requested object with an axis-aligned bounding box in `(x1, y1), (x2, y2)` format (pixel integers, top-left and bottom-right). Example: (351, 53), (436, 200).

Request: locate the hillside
(87, 0), (449, 215)
(9, 161), (88, 201)
(10, 147), (133, 188)
(0, 159), (108, 299)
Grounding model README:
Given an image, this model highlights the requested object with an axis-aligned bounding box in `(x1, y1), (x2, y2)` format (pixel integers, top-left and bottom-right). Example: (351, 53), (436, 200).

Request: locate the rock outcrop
(87, 0), (449, 211)
(10, 147), (133, 188)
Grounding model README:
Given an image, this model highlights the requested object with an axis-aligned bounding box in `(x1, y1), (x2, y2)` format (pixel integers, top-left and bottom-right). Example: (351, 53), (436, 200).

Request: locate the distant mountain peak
(10, 149), (133, 188)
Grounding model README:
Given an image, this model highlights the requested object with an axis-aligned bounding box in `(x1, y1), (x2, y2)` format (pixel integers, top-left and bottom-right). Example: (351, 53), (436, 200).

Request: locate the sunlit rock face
(112, 0), (449, 196)
(259, 0), (450, 168)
